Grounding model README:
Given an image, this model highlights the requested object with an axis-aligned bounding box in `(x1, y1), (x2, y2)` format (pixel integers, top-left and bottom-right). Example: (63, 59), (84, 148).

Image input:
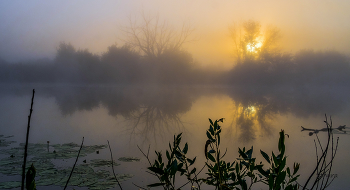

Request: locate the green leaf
(207, 153), (216, 163)
(260, 150), (270, 164)
(26, 164), (36, 190)
(170, 160), (178, 175)
(209, 118), (214, 126)
(176, 133), (182, 141)
(268, 175), (274, 190)
(235, 162), (240, 174)
(293, 163), (300, 175)
(166, 150), (170, 160)
(209, 125), (214, 135)
(272, 152), (278, 165)
(278, 130), (285, 156)
(238, 148), (248, 159)
(246, 146), (253, 159)
(190, 168), (197, 174)
(238, 175), (248, 190)
(157, 152), (163, 163)
(275, 171), (286, 188)
(214, 120), (218, 130)
(257, 166), (268, 177)
(231, 171), (236, 181)
(27, 182), (36, 190)
(175, 150), (183, 160)
(178, 163), (184, 171)
(183, 143), (188, 154)
(206, 131), (214, 141)
(190, 157), (197, 165)
(279, 157), (287, 173)
(209, 149), (216, 153)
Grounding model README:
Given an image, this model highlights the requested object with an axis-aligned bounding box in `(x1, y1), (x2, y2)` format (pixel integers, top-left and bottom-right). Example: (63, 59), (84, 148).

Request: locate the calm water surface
(0, 84), (349, 189)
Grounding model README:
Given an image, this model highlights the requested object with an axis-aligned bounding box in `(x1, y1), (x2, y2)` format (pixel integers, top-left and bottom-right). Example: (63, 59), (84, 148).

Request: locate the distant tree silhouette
(55, 42), (76, 66)
(150, 49), (195, 84)
(122, 12), (194, 60)
(101, 45), (141, 83)
(75, 49), (101, 83)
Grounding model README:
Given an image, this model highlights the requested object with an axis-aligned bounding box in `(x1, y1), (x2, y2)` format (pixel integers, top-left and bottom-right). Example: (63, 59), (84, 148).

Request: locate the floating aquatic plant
(0, 138), (133, 189)
(118, 157), (140, 162)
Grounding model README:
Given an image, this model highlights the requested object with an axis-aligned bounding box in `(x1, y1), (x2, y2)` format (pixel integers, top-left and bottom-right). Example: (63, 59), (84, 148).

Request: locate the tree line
(0, 18), (349, 86)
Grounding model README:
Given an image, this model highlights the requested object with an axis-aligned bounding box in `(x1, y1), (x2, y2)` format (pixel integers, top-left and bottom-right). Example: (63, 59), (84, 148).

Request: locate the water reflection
(224, 85), (349, 142)
(0, 85), (198, 141)
(1, 84), (349, 143)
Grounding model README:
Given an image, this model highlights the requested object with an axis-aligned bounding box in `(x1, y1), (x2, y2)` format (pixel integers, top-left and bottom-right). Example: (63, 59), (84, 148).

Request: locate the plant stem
(107, 140), (123, 190)
(21, 89), (35, 190)
(64, 137), (84, 190)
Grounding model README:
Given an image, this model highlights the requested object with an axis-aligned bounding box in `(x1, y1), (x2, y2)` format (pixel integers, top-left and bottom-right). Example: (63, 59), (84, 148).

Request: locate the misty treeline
(1, 17), (350, 86)
(228, 49), (350, 86)
(1, 43), (349, 86)
(0, 43), (220, 84)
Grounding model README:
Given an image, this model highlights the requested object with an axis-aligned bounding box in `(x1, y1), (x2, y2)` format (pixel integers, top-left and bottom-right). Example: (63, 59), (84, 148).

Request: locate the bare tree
(121, 12), (194, 60)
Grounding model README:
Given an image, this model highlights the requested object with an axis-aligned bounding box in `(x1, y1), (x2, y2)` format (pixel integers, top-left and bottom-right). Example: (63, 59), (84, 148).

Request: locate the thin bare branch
(64, 137), (84, 190)
(21, 89), (35, 190)
(121, 12), (194, 59)
(107, 140), (123, 190)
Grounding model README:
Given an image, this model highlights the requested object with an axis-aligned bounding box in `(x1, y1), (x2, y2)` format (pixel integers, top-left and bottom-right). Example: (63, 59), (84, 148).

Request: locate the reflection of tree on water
(3, 85), (195, 142)
(125, 105), (185, 143)
(121, 88), (194, 142)
(55, 86), (195, 141)
(227, 101), (274, 143)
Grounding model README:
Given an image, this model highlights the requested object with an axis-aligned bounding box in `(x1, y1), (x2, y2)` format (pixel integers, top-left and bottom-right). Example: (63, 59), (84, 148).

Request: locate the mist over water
(0, 83), (350, 189)
(1, 83), (349, 144)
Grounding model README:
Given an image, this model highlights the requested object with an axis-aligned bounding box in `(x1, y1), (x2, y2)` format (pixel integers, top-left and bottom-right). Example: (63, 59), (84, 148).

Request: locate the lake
(0, 84), (349, 189)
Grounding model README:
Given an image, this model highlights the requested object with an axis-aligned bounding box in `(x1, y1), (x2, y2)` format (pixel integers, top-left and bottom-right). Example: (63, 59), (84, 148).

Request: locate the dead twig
(21, 89), (35, 190)
(64, 137), (84, 190)
(107, 140), (123, 190)
(302, 114), (339, 190)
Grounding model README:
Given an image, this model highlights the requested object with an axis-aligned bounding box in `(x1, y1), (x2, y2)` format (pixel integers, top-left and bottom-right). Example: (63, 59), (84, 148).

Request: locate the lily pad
(0, 181), (21, 189)
(118, 157), (140, 162)
(0, 137), (134, 189)
(90, 159), (120, 167)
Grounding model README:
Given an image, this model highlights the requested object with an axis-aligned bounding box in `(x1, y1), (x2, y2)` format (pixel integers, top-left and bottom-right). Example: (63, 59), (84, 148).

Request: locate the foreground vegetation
(137, 118), (338, 190)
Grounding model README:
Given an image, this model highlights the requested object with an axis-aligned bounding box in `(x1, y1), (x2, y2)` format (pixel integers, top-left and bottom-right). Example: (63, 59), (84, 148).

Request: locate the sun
(247, 106), (256, 112)
(246, 41), (262, 53)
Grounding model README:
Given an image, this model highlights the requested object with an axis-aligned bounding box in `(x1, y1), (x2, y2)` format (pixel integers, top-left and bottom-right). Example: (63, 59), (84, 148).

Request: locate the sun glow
(246, 41), (262, 53)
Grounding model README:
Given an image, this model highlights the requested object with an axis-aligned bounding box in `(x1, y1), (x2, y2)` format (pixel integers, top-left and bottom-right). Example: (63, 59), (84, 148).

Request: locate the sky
(1, 0), (350, 67)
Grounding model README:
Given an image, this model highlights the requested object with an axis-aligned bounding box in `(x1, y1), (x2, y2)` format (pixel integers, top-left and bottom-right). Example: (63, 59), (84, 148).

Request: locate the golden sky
(0, 0), (349, 66)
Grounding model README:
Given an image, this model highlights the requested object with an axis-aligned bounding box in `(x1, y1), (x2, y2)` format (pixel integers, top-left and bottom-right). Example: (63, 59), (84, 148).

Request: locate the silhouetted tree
(151, 49), (195, 84)
(122, 12), (194, 60)
(75, 49), (101, 83)
(55, 42), (76, 65)
(101, 45), (141, 83)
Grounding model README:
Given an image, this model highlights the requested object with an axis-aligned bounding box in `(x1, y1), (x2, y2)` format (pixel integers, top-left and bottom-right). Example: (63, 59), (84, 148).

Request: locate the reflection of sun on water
(228, 103), (264, 142)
